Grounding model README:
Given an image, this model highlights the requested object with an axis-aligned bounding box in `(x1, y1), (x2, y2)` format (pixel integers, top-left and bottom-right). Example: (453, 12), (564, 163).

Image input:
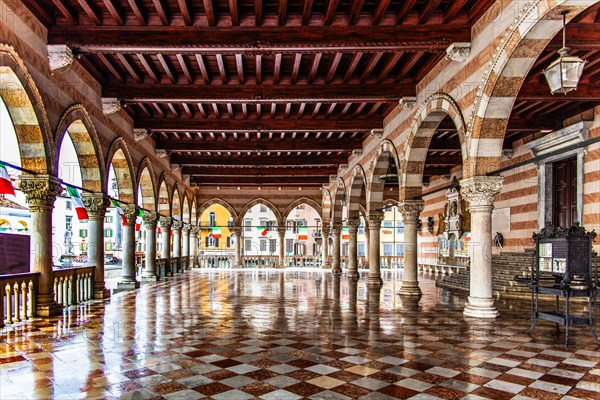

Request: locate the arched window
(209, 211), (216, 227)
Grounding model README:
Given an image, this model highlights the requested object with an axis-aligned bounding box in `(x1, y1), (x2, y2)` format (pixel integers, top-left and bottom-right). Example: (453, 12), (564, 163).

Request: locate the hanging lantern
(542, 12), (586, 95)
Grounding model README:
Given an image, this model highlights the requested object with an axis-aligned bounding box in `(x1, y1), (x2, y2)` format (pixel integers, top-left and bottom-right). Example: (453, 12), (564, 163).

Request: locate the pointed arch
(400, 93), (466, 201)
(55, 104), (105, 192)
(190, 195), (197, 225)
(0, 44), (52, 174)
(106, 138), (135, 203)
(321, 189), (333, 224)
(332, 178), (347, 224)
(182, 191), (191, 223)
(368, 140), (400, 214)
(348, 165), (368, 220)
(171, 183), (182, 221)
(137, 158), (156, 211)
(282, 197), (322, 221)
(237, 198), (282, 226)
(467, 1), (598, 176)
(198, 198), (237, 223)
(157, 173), (170, 217)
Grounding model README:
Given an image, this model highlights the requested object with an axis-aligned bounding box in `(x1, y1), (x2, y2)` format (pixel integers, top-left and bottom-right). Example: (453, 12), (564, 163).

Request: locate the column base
(463, 296), (498, 319)
(398, 281), (422, 297)
(331, 266), (342, 275)
(116, 280), (140, 291)
(93, 286), (111, 299)
(367, 274), (383, 288)
(142, 274), (160, 282)
(321, 263), (331, 269)
(35, 295), (62, 317)
(277, 263), (285, 269)
(347, 270), (360, 281)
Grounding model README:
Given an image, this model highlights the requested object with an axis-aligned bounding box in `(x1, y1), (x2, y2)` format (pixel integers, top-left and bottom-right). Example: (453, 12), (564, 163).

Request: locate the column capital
(171, 219), (183, 231)
(159, 216), (172, 229)
(82, 194), (111, 218)
(122, 205), (138, 226)
(182, 223), (192, 233)
(142, 211), (159, 227)
(277, 226), (286, 236)
(332, 223), (343, 234)
(19, 175), (62, 211)
(190, 226), (199, 235)
(322, 224), (331, 234)
(347, 217), (360, 232)
(367, 211), (385, 225)
(398, 200), (424, 222)
(460, 176), (503, 208)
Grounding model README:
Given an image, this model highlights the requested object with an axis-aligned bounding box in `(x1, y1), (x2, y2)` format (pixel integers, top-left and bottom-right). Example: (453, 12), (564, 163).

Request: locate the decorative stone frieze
(370, 129), (383, 138)
(398, 200), (424, 222)
(82, 195), (111, 218)
(122, 205), (139, 226)
(399, 97), (417, 109)
(460, 176), (503, 207)
(142, 211), (159, 227)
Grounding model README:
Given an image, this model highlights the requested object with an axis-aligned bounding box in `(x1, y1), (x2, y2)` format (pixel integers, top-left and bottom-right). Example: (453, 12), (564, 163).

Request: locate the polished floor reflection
(1, 269), (599, 399)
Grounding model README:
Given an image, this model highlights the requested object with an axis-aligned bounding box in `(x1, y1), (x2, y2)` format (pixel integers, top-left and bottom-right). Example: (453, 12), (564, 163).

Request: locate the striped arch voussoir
(137, 158), (157, 211)
(348, 165), (367, 219)
(321, 189), (333, 224)
(283, 197), (323, 222)
(236, 198), (282, 226)
(157, 173), (171, 216)
(106, 138), (135, 204)
(199, 198), (237, 225)
(367, 139), (399, 212)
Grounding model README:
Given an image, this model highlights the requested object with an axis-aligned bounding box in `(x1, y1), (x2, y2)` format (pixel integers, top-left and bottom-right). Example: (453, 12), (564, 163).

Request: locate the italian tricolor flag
(297, 226), (308, 241)
(66, 185), (88, 220)
(0, 162), (15, 196)
(342, 226), (349, 240)
(257, 226), (268, 236)
(135, 209), (143, 231)
(111, 199), (127, 225)
(212, 226), (222, 238)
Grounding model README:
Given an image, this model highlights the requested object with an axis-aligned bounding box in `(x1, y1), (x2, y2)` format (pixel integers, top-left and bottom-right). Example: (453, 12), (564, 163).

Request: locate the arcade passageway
(1, 271), (599, 400)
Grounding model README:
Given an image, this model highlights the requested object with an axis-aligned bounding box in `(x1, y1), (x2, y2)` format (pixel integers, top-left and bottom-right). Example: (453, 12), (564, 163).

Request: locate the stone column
(367, 212), (384, 287)
(398, 200), (424, 297)
(277, 226), (286, 268)
(159, 217), (172, 274)
(190, 226), (198, 268)
(232, 227), (243, 268)
(142, 211), (158, 281)
(331, 223), (342, 275)
(364, 227), (370, 269)
(19, 176), (63, 316)
(321, 225), (331, 269)
(460, 176), (503, 319)
(82, 194), (111, 299)
(346, 218), (360, 281)
(172, 220), (182, 273)
(117, 205), (139, 289)
(182, 223), (191, 269)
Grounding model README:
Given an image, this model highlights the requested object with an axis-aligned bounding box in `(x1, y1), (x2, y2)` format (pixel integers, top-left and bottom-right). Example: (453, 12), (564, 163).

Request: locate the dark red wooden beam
(182, 166), (338, 175)
(190, 175), (328, 186)
(160, 139), (364, 152)
(517, 82), (600, 102)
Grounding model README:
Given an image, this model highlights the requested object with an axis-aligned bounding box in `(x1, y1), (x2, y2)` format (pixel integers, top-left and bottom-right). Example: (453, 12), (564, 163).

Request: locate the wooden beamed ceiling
(22, 1), (600, 187)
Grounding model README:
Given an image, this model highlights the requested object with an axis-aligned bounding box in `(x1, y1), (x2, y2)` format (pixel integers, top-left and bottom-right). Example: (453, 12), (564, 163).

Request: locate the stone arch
(282, 197), (323, 221)
(367, 139), (400, 213)
(157, 174), (170, 217)
(137, 158), (156, 211)
(332, 178), (347, 224)
(55, 104), (105, 192)
(171, 184), (182, 221)
(0, 44), (52, 174)
(198, 198), (237, 223)
(182, 192), (191, 223)
(400, 93), (467, 200)
(321, 189), (333, 224)
(190, 196), (197, 225)
(236, 198), (282, 226)
(467, 0), (598, 176)
(348, 165), (368, 220)
(106, 138), (135, 203)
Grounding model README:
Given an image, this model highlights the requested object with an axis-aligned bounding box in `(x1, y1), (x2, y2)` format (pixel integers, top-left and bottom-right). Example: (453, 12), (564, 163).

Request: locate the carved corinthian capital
(460, 176), (503, 208)
(19, 175), (63, 211)
(367, 212), (384, 227)
(82, 195), (111, 218)
(398, 200), (424, 222)
(47, 45), (73, 71)
(171, 219), (183, 231)
(159, 216), (172, 229)
(190, 226), (199, 236)
(142, 211), (159, 227)
(122, 205), (139, 226)
(347, 217), (360, 233)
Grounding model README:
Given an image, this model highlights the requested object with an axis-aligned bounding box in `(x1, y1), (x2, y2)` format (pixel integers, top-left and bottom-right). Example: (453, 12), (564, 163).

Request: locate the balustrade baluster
(13, 283), (21, 322)
(28, 281), (35, 318)
(5, 284), (12, 324)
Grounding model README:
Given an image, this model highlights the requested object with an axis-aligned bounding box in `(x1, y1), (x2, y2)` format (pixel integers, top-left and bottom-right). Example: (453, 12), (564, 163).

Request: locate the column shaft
(331, 224), (342, 275)
(321, 226), (331, 269)
(233, 228), (242, 267)
(160, 217), (172, 275)
(347, 219), (360, 281)
(367, 212), (384, 287)
(278, 227), (286, 268)
(82, 195), (111, 299)
(142, 212), (158, 280)
(172, 220), (182, 273)
(182, 224), (191, 269)
(190, 227), (198, 268)
(399, 200), (424, 297)
(118, 206), (139, 289)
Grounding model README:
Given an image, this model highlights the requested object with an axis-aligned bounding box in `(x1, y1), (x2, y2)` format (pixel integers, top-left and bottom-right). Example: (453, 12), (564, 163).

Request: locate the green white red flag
(111, 199), (127, 225)
(212, 226), (222, 238)
(135, 209), (143, 231)
(0, 162), (15, 196)
(66, 185), (88, 220)
(297, 226), (308, 241)
(257, 226), (268, 236)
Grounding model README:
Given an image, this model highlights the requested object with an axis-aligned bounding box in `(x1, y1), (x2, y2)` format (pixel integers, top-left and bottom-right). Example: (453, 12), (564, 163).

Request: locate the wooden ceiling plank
(352, 102), (366, 116)
(359, 52), (383, 83)
(256, 103), (262, 118)
(176, 54), (194, 84)
(307, 53), (322, 83)
(97, 53), (124, 82)
(343, 52), (363, 83)
(270, 103), (277, 118)
(138, 103), (152, 116)
(311, 102), (322, 118)
(75, 0), (102, 25)
(167, 103), (179, 117)
(325, 0), (340, 26)
(419, 0), (442, 24)
(326, 103), (337, 116)
(396, 0), (416, 24)
(297, 102), (306, 118)
(348, 0), (365, 25)
(136, 54), (159, 83)
(152, 0), (169, 25)
(366, 102), (382, 117)
(182, 102), (193, 117)
(184, 166), (337, 175)
(152, 102), (165, 117)
(279, 0), (287, 26)
(194, 54), (211, 84)
(215, 54), (228, 83)
(50, 0), (76, 22)
(212, 103), (220, 118)
(227, 103), (234, 118)
(302, 0), (314, 26)
(229, 0), (239, 26)
(116, 54), (141, 83)
(22, 0), (56, 24)
(156, 54), (176, 83)
(284, 103), (292, 118)
(443, 0), (469, 23)
(167, 140), (359, 152)
(340, 102), (352, 115)
(127, 0), (146, 25)
(197, 103), (207, 118)
(377, 52), (402, 82)
(191, 176), (328, 186)
(103, 0), (125, 25)
(203, 0), (215, 26)
(395, 51), (423, 81)
(255, 55), (262, 84)
(467, 0), (495, 23)
(371, 0), (391, 25)
(235, 54), (244, 84)
(291, 53), (302, 84)
(273, 53), (282, 83)
(255, 0), (263, 25)
(326, 52), (343, 83)
(241, 103), (248, 118)
(178, 0), (192, 25)
(78, 55), (105, 82)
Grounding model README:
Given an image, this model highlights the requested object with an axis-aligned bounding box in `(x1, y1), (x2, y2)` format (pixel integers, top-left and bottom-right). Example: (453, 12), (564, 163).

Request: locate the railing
(1, 272), (39, 327)
(284, 255), (321, 268)
(243, 255), (278, 268)
(380, 256), (404, 269)
(52, 266), (94, 307)
(200, 255), (234, 268)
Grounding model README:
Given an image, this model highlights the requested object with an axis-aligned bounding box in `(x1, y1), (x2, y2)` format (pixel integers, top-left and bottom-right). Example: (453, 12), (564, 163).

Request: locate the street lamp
(542, 12), (586, 95)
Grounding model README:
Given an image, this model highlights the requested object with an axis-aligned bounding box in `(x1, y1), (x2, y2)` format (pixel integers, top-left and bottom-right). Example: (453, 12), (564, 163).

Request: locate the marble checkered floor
(1, 269), (599, 400)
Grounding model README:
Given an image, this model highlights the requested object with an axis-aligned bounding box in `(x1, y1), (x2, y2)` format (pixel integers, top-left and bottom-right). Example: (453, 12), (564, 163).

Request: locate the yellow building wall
(199, 204), (234, 251)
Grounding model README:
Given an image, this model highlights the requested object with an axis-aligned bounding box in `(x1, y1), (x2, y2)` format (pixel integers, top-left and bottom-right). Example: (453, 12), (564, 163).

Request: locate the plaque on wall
(492, 207), (511, 233)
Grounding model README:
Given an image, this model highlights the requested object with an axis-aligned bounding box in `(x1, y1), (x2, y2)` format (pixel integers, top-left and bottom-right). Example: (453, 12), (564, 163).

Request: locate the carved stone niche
(442, 187), (470, 239)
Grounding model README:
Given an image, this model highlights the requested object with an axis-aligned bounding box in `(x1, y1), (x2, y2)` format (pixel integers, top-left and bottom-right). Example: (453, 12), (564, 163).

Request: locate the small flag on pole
(257, 226), (268, 236)
(66, 185), (89, 220)
(111, 199), (127, 225)
(342, 226), (349, 240)
(297, 226), (308, 241)
(135, 209), (143, 231)
(212, 226), (222, 238)
(0, 162), (15, 196)
(381, 229), (393, 235)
